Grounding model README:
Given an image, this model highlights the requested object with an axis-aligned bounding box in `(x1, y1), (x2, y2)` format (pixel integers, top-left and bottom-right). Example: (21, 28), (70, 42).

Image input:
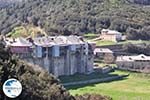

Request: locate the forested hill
(0, 0), (150, 39)
(0, 0), (23, 7)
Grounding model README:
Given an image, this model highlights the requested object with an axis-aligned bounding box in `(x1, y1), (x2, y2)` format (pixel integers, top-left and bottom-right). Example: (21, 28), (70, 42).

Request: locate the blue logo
(3, 79), (22, 98)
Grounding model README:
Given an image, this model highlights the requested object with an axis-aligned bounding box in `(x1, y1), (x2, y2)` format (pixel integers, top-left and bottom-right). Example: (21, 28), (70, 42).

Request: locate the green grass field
(83, 33), (98, 40)
(84, 33), (150, 46)
(67, 71), (150, 100)
(94, 40), (150, 46)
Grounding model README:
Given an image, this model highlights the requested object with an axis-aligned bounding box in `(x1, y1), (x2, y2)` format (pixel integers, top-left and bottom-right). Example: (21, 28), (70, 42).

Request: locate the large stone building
(100, 29), (122, 42)
(94, 48), (115, 64)
(4, 36), (94, 76)
(116, 54), (150, 71)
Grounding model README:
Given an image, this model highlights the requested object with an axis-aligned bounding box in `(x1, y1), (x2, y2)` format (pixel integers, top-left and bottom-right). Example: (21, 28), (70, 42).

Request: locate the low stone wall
(101, 67), (114, 74)
(63, 75), (128, 86)
(117, 67), (150, 74)
(97, 44), (123, 51)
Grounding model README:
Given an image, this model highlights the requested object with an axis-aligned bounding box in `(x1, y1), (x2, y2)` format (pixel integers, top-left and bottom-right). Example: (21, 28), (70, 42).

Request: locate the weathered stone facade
(116, 54), (150, 72)
(94, 48), (115, 64)
(5, 36), (94, 76)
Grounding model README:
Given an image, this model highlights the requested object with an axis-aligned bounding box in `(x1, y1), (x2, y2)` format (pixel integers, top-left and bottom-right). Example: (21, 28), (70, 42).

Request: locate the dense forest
(0, 0), (150, 40)
(0, 37), (111, 100)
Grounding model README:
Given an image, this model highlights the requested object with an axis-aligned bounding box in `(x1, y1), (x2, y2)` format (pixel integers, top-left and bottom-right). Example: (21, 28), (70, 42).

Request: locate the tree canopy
(0, 0), (150, 40)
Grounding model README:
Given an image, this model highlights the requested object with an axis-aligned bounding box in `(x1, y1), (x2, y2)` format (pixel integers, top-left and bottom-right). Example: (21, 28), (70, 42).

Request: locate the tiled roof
(66, 36), (85, 44)
(5, 37), (32, 47)
(116, 54), (150, 62)
(33, 37), (56, 47)
(33, 35), (85, 47)
(5, 36), (86, 47)
(94, 48), (113, 54)
(101, 29), (121, 35)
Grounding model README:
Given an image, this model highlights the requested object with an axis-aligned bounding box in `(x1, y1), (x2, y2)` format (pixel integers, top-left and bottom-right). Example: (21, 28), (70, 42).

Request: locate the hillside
(7, 25), (47, 38)
(0, 0), (150, 39)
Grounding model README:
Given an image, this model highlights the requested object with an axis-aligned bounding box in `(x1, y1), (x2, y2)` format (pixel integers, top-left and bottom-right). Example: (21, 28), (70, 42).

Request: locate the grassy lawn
(94, 40), (150, 46)
(84, 35), (150, 46)
(83, 33), (98, 40)
(83, 33), (150, 46)
(84, 33), (98, 37)
(67, 70), (150, 100)
(95, 40), (116, 46)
